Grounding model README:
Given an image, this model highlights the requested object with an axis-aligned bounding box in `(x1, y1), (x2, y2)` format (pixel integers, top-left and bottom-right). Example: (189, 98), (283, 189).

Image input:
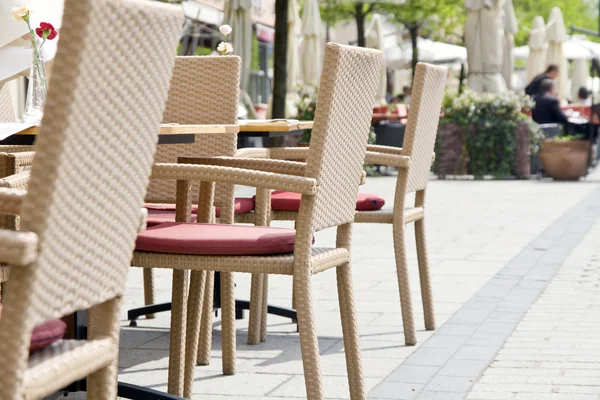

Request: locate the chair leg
(143, 268), (156, 319)
(415, 217), (435, 331)
(87, 297), (121, 400)
(247, 273), (264, 345)
(184, 270), (207, 399)
(197, 271), (214, 366)
(221, 271), (236, 375)
(168, 269), (189, 397)
(336, 263), (365, 399)
(294, 272), (323, 400)
(260, 274), (268, 342)
(393, 221), (416, 346)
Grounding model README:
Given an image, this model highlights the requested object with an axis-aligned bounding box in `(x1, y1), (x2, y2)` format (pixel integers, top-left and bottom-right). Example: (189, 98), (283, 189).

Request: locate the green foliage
(551, 134), (586, 142)
(513, 0), (599, 46)
(440, 90), (537, 178)
(296, 85), (319, 143)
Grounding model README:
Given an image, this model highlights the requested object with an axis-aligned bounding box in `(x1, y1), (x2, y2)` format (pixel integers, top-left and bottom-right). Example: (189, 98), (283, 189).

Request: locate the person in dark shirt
(525, 64), (559, 97)
(532, 79), (569, 126)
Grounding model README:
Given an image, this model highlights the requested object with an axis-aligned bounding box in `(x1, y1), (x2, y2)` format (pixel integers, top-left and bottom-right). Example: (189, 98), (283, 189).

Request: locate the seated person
(577, 87), (592, 106)
(526, 64), (559, 98)
(532, 79), (569, 126)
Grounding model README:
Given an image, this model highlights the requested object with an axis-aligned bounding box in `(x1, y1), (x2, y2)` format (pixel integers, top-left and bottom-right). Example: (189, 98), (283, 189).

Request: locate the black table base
(127, 272), (297, 326)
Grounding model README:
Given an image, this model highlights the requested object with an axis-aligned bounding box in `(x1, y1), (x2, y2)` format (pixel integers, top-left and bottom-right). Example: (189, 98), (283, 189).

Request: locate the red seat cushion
(0, 304), (67, 353)
(136, 222), (297, 255)
(269, 191), (385, 212)
(144, 197), (255, 227)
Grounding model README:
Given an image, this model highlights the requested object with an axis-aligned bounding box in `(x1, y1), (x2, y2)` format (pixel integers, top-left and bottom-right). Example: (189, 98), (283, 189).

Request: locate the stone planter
(538, 140), (589, 181)
(434, 121), (531, 179)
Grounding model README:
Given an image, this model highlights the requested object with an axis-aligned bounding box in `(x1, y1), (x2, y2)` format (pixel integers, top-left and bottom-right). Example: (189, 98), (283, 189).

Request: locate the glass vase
(23, 44), (47, 124)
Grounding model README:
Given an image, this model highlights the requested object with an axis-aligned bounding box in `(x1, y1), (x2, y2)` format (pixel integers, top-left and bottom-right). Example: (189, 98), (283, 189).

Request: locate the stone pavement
(107, 172), (600, 400)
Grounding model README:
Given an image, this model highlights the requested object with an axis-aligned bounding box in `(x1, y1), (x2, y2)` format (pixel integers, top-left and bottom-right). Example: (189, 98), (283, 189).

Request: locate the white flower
(219, 24), (232, 36)
(12, 6), (29, 21)
(217, 41), (233, 55)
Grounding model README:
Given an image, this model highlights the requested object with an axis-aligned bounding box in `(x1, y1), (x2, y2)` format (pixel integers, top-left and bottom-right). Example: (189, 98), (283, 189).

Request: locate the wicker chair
(236, 63), (448, 346)
(133, 43), (383, 400)
(0, 0), (182, 398)
(140, 56), (243, 318)
(0, 82), (36, 296)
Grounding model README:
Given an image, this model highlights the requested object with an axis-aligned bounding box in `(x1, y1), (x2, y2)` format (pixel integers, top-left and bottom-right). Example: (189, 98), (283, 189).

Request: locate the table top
(2, 120), (314, 136)
(7, 123), (240, 136)
(238, 119), (313, 132)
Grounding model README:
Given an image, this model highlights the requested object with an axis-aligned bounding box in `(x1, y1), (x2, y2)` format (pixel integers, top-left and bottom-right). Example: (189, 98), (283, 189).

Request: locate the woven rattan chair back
(303, 43), (383, 232)
(0, 83), (16, 123)
(145, 56), (240, 215)
(0, 0), (182, 340)
(400, 63), (447, 193)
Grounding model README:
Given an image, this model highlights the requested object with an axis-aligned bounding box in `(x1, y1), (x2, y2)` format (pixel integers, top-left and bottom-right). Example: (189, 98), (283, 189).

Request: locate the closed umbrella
(546, 7), (568, 101)
(224, 0), (252, 91)
(366, 14), (387, 103)
(464, 0), (507, 93)
(526, 16), (547, 83)
(284, 0), (300, 118)
(571, 59), (589, 102)
(501, 0), (517, 89)
(301, 0), (322, 86)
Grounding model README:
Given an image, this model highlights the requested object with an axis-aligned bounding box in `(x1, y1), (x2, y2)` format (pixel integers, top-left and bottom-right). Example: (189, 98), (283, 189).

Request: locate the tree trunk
(272, 0), (288, 119)
(409, 24), (419, 82)
(355, 2), (366, 47)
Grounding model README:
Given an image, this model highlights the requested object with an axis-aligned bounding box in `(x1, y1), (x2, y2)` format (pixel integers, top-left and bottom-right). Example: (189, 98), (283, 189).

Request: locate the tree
(380, 0), (464, 79)
(513, 0), (598, 46)
(320, 1), (382, 47)
(272, 0), (288, 119)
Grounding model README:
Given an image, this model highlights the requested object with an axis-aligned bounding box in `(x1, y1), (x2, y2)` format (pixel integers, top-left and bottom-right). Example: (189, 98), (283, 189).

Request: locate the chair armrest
(180, 156), (307, 176)
(267, 147), (310, 161)
(366, 145), (403, 155)
(365, 152), (411, 168)
(0, 171), (31, 190)
(0, 229), (38, 265)
(151, 163), (317, 195)
(0, 187), (27, 215)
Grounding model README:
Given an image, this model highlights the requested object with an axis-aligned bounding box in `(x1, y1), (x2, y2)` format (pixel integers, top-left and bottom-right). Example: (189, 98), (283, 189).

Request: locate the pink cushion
(144, 198), (255, 227)
(269, 191), (385, 212)
(136, 222), (297, 255)
(0, 305), (67, 353)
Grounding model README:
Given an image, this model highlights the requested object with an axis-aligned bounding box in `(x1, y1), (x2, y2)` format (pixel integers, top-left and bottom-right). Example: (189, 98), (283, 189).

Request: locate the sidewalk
(116, 172), (600, 399)
(467, 212), (600, 399)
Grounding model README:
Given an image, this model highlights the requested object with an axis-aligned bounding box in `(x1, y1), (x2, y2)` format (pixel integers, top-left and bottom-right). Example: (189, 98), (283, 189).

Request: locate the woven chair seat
(136, 222), (298, 255)
(25, 338), (116, 399)
(133, 246), (348, 276)
(144, 197), (255, 226)
(269, 191), (385, 212)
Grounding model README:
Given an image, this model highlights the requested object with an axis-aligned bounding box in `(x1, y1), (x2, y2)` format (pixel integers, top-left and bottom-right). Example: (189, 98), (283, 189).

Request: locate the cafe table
(0, 120), (311, 399)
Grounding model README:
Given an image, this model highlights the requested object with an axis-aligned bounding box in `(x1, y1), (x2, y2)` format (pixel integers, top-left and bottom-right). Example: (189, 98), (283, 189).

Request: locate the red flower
(35, 22), (57, 40)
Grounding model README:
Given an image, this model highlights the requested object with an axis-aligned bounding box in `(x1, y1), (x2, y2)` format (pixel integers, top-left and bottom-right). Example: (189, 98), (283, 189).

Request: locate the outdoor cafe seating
(0, 1), (450, 399)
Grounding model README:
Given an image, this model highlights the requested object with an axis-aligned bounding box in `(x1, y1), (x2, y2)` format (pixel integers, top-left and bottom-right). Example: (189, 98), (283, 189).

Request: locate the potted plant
(538, 135), (590, 180)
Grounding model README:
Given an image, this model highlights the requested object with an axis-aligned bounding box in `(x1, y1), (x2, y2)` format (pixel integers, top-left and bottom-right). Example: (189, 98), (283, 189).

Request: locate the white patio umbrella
(223, 0), (252, 91)
(526, 17), (547, 83)
(366, 14), (387, 103)
(571, 59), (589, 102)
(284, 0), (300, 118)
(464, 0), (507, 93)
(546, 7), (568, 101)
(301, 0), (322, 86)
(501, 0), (518, 89)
